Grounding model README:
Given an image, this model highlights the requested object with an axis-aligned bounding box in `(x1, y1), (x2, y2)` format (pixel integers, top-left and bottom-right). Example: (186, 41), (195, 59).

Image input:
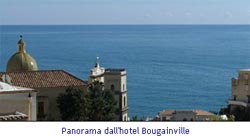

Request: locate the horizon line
(0, 23), (250, 26)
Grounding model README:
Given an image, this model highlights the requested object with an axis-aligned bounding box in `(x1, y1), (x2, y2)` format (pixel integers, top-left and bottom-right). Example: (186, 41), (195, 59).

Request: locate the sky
(0, 0), (250, 25)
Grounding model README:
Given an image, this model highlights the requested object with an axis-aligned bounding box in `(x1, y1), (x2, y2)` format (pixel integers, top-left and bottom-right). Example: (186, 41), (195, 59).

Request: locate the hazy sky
(1, 0), (250, 25)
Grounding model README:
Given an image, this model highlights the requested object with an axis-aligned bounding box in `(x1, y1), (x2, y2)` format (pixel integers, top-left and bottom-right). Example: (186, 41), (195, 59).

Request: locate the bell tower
(104, 68), (128, 121)
(88, 57), (105, 83)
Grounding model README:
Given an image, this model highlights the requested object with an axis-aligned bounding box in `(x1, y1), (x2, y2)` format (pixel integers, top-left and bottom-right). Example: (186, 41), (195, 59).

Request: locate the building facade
(228, 69), (250, 120)
(0, 81), (37, 121)
(104, 69), (128, 121)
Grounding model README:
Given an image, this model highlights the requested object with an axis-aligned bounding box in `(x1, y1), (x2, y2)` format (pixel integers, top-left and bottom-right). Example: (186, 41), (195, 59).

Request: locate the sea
(0, 25), (250, 118)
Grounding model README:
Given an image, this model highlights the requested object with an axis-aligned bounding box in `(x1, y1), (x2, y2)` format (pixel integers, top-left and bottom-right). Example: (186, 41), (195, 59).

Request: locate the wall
(0, 92), (37, 121)
(232, 71), (250, 102)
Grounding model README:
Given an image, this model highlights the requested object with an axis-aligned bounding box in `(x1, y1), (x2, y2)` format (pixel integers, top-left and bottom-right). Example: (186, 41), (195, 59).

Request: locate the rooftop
(0, 70), (87, 88)
(0, 111), (28, 121)
(105, 68), (126, 72)
(239, 69), (250, 72)
(194, 110), (215, 116)
(159, 109), (215, 116)
(0, 81), (34, 94)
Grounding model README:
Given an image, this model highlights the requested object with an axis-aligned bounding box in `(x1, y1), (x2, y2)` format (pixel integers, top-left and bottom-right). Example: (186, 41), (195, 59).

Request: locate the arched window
(233, 95), (237, 100)
(111, 84), (115, 91)
(124, 116), (127, 121)
(123, 96), (126, 107)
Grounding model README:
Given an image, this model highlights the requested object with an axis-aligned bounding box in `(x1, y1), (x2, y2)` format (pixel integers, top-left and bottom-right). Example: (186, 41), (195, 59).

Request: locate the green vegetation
(88, 81), (117, 121)
(130, 115), (148, 121)
(57, 87), (89, 121)
(211, 115), (235, 121)
(57, 81), (117, 121)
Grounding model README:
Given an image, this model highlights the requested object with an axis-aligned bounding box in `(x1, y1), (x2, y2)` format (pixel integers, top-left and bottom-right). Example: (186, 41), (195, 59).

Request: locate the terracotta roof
(0, 111), (28, 121)
(0, 70), (87, 88)
(194, 110), (215, 116)
(159, 110), (175, 116)
(159, 109), (215, 116)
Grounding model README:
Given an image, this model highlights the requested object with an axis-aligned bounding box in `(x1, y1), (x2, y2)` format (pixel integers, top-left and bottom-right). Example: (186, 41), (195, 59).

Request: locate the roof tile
(0, 70), (87, 88)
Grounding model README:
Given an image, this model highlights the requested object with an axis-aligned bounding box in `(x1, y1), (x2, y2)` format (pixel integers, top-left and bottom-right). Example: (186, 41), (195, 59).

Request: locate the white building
(0, 81), (37, 121)
(89, 57), (128, 121)
(88, 57), (105, 83)
(104, 68), (128, 121)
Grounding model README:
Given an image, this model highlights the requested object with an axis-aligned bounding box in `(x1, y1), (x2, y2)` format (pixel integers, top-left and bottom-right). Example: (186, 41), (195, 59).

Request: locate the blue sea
(0, 25), (250, 118)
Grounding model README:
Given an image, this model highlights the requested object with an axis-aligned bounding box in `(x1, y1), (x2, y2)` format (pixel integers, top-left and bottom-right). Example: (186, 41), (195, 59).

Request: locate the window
(233, 95), (237, 101)
(245, 79), (249, 85)
(124, 116), (127, 121)
(123, 96), (126, 107)
(244, 74), (249, 85)
(111, 84), (115, 91)
(123, 84), (125, 91)
(38, 102), (45, 115)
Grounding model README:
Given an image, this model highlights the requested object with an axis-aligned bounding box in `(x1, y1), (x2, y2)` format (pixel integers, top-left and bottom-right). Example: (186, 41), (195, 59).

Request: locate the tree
(130, 115), (148, 121)
(57, 82), (117, 121)
(57, 87), (89, 121)
(88, 81), (117, 121)
(227, 115), (235, 121)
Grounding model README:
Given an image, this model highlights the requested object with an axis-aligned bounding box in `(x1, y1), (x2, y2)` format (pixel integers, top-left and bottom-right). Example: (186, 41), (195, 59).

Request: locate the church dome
(6, 36), (38, 72)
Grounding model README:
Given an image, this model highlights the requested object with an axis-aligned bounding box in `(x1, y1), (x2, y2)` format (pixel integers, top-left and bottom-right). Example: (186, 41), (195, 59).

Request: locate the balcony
(228, 100), (249, 107)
